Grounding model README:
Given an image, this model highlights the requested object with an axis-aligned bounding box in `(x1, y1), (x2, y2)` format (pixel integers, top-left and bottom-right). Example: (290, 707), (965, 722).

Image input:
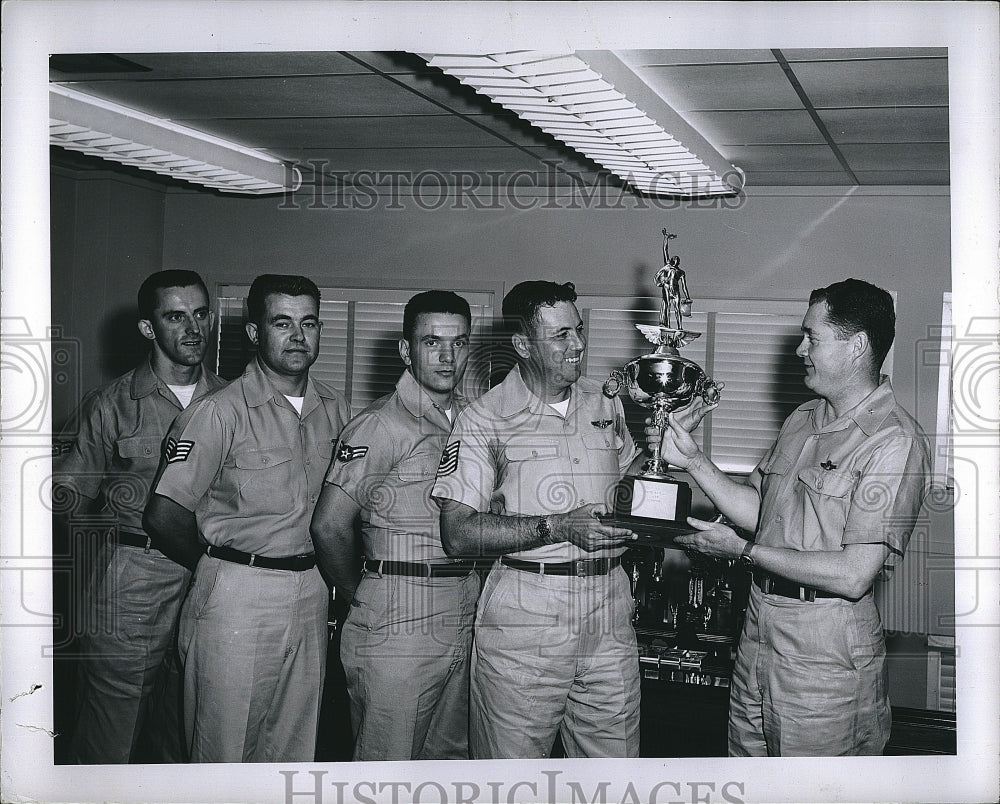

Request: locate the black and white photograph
(1, 2), (997, 803)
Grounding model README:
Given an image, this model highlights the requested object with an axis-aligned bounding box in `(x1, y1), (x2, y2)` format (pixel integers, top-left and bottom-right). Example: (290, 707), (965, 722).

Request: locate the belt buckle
(802, 587), (816, 602)
(761, 576), (774, 594)
(575, 559), (587, 577)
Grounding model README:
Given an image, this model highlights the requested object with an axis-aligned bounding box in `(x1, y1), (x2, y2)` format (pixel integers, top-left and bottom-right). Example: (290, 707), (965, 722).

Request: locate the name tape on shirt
(165, 437), (195, 463)
(437, 441), (460, 477)
(337, 443), (369, 462)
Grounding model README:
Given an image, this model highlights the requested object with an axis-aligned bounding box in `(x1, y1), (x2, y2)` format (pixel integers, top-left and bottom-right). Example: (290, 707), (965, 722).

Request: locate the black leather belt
(500, 555), (622, 577)
(205, 544), (316, 572)
(754, 572), (838, 601)
(116, 531), (154, 551)
(363, 559), (479, 577)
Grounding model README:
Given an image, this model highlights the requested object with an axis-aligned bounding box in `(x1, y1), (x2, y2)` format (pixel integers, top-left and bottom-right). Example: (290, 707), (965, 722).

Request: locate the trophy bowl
(623, 352), (720, 411)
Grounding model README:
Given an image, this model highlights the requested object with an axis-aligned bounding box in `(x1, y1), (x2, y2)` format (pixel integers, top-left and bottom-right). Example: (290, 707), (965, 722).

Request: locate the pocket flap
(396, 452), (439, 481)
(797, 466), (855, 497)
(234, 447), (294, 470)
(582, 431), (617, 450)
(505, 439), (560, 461)
(116, 436), (161, 459)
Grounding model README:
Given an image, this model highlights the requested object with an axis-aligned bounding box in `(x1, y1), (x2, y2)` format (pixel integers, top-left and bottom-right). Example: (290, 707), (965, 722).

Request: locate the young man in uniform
(55, 269), (225, 763)
(143, 274), (350, 763)
(432, 280), (645, 759)
(657, 278), (930, 756)
(310, 290), (479, 760)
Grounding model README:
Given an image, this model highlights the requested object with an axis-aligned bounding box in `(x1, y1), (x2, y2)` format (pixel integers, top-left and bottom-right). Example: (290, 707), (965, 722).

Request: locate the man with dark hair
(655, 277), (930, 756)
(432, 280), (646, 759)
(143, 273), (349, 762)
(55, 269), (225, 763)
(311, 289), (477, 760)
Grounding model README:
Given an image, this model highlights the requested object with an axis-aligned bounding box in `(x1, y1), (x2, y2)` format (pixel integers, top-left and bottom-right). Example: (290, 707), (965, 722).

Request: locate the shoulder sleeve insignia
(165, 437), (195, 463)
(437, 441), (460, 477)
(52, 439), (74, 456)
(336, 443), (369, 462)
(591, 419), (614, 429)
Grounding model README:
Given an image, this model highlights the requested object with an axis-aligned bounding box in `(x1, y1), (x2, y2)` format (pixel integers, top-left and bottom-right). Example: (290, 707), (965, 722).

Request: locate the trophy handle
(603, 369), (625, 398)
(697, 377), (724, 405)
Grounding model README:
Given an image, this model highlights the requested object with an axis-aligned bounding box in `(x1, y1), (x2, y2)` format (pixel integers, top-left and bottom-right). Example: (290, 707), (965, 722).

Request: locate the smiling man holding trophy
(601, 230), (723, 545)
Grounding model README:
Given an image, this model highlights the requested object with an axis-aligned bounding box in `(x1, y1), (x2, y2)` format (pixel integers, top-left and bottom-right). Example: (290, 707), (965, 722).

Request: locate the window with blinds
(214, 285), (496, 415)
(578, 295), (843, 474)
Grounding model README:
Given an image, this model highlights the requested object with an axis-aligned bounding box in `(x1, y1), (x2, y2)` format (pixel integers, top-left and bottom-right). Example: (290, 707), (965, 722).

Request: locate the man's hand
(550, 504), (636, 552)
(670, 396), (719, 433)
(644, 412), (704, 471)
(673, 516), (745, 560)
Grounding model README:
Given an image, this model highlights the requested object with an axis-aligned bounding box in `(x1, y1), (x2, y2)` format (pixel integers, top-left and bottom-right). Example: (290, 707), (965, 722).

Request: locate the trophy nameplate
(598, 475), (696, 546)
(601, 230), (723, 550)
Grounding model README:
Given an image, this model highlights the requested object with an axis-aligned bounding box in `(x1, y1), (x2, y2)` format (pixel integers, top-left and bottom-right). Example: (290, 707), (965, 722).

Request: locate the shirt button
(816, 478), (824, 489)
(262, 456), (269, 464)
(573, 458), (581, 464)
(144, 447), (152, 455)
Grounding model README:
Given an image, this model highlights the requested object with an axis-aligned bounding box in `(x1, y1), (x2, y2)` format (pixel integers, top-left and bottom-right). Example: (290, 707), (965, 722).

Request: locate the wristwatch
(739, 539), (756, 569)
(536, 515), (552, 543)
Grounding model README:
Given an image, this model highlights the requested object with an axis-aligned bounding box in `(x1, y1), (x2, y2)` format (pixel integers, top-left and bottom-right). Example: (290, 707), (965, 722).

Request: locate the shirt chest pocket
(504, 439), (561, 463)
(395, 452), (440, 483)
(232, 447), (295, 514)
(116, 435), (162, 463)
(797, 467), (856, 499)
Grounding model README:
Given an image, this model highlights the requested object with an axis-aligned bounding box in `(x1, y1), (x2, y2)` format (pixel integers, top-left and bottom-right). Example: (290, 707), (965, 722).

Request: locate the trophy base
(601, 474), (695, 550)
(597, 513), (697, 548)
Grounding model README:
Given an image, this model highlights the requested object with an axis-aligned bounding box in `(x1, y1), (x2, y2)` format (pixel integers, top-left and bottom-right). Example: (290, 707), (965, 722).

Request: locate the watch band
(739, 538), (756, 568)
(536, 515), (552, 543)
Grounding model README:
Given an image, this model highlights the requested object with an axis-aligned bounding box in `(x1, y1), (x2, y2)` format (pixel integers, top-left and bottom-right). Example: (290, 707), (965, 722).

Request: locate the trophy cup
(599, 230), (723, 548)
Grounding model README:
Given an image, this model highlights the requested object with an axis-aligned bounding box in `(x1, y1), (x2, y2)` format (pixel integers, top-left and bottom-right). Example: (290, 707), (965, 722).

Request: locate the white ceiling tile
(633, 62), (803, 111)
(818, 107), (949, 143)
(792, 58), (949, 108)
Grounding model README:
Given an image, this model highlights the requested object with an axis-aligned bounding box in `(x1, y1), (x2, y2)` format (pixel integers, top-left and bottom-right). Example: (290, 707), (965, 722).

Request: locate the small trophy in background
(601, 230), (723, 547)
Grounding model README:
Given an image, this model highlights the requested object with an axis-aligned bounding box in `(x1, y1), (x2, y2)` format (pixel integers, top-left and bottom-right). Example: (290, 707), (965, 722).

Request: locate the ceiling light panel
(420, 51), (743, 196)
(50, 84), (300, 194)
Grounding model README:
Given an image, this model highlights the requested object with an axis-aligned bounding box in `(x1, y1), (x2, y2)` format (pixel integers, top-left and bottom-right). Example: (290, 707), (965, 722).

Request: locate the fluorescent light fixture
(49, 84), (300, 195)
(420, 51), (743, 197)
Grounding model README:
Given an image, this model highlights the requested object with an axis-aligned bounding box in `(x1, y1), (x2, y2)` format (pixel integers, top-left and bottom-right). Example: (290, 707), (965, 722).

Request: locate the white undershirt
(548, 398), (571, 417)
(444, 407), (453, 422)
(167, 383), (198, 409)
(283, 394), (305, 414)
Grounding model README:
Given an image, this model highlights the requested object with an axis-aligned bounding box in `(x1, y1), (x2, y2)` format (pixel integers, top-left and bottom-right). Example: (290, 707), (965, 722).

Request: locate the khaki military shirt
(749, 377), (930, 566)
(432, 365), (640, 562)
(55, 357), (226, 534)
(325, 369), (465, 562)
(154, 358), (349, 556)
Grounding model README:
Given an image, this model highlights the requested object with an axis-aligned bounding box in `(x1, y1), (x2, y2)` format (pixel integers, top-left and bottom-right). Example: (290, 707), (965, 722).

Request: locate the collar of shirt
(241, 357), (329, 418)
(496, 364), (592, 419)
(396, 368), (464, 427)
(808, 374), (896, 436)
(130, 354), (210, 405)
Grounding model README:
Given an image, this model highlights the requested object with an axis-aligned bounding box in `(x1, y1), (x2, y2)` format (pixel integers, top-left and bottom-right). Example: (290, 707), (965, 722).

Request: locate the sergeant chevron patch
(437, 441), (460, 476)
(165, 437), (194, 463)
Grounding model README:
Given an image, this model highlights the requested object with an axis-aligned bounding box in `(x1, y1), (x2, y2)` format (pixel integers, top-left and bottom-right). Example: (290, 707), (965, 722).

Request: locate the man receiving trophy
(601, 230), (723, 545)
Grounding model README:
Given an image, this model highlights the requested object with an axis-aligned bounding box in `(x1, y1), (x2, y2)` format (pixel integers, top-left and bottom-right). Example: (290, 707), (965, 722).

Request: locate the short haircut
(137, 270), (208, 319)
(246, 274), (321, 325)
(809, 278), (895, 369)
(402, 290), (472, 342)
(502, 281), (578, 336)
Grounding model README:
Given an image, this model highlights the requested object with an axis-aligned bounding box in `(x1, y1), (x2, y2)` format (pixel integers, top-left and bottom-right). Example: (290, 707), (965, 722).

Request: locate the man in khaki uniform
(311, 290), (479, 760)
(433, 281), (646, 759)
(659, 278), (930, 756)
(55, 269), (225, 764)
(144, 274), (349, 763)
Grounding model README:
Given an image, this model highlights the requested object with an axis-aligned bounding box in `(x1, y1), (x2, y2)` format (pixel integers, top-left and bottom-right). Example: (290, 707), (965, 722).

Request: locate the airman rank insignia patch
(165, 437), (194, 463)
(337, 443), (368, 462)
(591, 419), (613, 429)
(437, 441), (460, 477)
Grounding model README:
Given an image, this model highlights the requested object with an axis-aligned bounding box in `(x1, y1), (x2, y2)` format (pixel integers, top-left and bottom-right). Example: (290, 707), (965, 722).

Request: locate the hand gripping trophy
(601, 230), (723, 545)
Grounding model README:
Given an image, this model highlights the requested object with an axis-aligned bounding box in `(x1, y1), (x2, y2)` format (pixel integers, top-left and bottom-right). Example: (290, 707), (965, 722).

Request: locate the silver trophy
(600, 230), (723, 544)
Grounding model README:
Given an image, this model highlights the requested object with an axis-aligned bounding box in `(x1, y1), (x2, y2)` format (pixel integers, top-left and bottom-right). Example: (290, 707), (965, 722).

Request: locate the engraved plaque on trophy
(599, 230), (723, 548)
